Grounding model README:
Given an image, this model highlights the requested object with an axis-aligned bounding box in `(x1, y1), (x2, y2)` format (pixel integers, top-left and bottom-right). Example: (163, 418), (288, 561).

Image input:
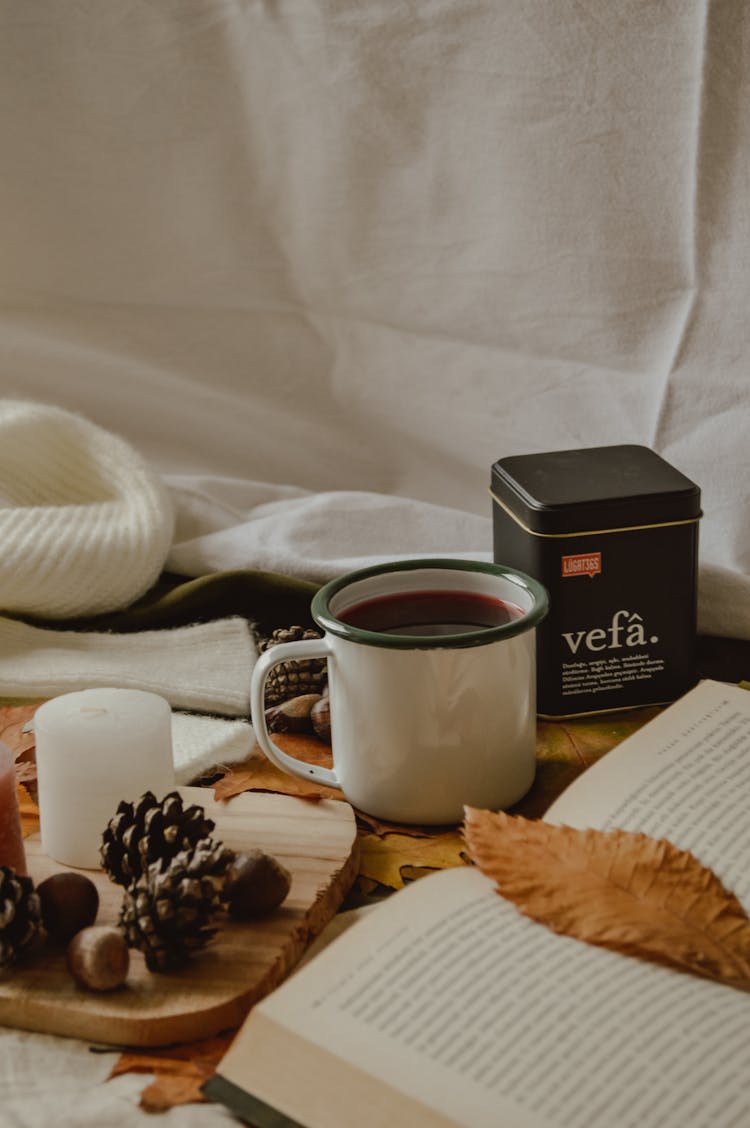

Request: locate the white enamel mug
(250, 559), (548, 825)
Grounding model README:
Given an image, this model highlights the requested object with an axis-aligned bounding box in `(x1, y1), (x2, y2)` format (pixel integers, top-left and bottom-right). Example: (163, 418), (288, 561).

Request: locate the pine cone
(118, 840), (237, 972)
(258, 626), (328, 706)
(0, 867), (42, 967)
(101, 791), (216, 888)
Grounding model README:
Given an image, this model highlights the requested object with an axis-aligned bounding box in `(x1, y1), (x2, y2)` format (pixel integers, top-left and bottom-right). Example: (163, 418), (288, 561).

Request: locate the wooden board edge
(0, 807), (360, 1048)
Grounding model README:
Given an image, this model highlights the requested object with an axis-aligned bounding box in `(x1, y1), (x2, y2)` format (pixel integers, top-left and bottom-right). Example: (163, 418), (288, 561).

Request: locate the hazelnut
(66, 925), (129, 992)
(225, 849), (292, 919)
(311, 696), (331, 743)
(265, 694), (321, 734)
(38, 872), (99, 944)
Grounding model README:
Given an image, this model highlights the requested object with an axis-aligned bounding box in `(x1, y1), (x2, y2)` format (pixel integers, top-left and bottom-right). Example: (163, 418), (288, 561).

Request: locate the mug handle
(250, 637), (342, 791)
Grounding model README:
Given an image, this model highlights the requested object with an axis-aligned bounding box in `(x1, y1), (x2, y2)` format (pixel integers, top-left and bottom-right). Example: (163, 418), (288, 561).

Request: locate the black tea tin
(491, 444), (701, 717)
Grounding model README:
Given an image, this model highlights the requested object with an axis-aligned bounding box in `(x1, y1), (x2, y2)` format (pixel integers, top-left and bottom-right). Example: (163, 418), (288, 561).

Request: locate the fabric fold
(171, 712), (255, 784)
(0, 616), (255, 717)
(0, 401), (174, 619)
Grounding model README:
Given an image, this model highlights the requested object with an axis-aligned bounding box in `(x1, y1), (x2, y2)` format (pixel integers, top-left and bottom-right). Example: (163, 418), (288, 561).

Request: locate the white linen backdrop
(1, 2), (748, 640)
(0, 6), (748, 1124)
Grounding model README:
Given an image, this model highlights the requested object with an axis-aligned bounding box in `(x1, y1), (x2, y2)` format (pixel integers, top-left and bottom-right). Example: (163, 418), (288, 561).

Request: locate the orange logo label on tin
(562, 552), (601, 578)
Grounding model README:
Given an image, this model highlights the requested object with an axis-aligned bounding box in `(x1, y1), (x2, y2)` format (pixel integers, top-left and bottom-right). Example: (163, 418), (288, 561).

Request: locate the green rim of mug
(311, 558), (549, 650)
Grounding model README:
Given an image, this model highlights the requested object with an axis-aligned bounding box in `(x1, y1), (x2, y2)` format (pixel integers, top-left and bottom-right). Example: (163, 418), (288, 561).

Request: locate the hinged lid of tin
(491, 444), (701, 535)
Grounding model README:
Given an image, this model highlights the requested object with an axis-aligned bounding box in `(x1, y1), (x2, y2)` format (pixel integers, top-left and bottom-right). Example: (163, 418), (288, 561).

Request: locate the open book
(206, 680), (750, 1128)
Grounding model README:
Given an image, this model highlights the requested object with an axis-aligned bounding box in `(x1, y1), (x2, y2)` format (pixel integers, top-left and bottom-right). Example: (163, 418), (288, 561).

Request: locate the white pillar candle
(34, 687), (175, 869)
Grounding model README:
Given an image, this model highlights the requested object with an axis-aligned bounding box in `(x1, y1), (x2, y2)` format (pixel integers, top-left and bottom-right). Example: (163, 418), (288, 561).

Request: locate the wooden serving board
(0, 787), (358, 1048)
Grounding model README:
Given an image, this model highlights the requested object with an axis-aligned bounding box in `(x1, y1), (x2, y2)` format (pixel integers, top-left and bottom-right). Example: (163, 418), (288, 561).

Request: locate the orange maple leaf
(138, 1064), (213, 1112)
(110, 1033), (233, 1111)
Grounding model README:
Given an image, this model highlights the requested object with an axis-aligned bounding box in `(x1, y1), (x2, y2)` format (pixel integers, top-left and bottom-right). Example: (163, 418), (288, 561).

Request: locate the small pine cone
(118, 840), (237, 972)
(101, 791), (216, 888)
(0, 867), (42, 967)
(258, 626), (328, 706)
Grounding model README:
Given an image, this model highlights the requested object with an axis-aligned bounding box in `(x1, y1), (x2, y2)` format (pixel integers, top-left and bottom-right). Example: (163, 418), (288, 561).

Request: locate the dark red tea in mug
(338, 589), (524, 636)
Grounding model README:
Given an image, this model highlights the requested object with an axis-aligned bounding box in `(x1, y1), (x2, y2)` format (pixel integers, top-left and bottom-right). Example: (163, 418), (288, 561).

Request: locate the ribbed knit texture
(0, 615), (255, 716)
(171, 712), (254, 784)
(0, 400), (174, 618)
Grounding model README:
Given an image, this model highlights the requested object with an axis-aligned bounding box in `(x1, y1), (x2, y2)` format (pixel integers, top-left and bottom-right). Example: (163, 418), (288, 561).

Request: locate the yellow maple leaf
(358, 830), (468, 891)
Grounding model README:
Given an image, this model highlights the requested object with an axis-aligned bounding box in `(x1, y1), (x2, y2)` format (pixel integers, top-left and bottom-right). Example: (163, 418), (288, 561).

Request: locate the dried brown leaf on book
(463, 807), (750, 991)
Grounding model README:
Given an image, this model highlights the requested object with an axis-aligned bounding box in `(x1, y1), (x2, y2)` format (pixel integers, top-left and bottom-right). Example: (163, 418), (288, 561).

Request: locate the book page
(545, 679), (750, 900)
(219, 866), (750, 1128)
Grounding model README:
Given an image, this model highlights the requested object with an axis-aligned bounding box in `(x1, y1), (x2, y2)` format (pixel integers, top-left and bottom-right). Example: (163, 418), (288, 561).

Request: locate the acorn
(265, 694), (321, 734)
(310, 696), (331, 743)
(37, 873), (99, 944)
(66, 925), (129, 992)
(225, 849), (292, 919)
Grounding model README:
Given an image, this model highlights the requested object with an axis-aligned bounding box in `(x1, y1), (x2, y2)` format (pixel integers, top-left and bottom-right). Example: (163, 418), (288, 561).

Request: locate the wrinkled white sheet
(0, 1028), (236, 1127)
(167, 476), (492, 581)
(0, 1), (749, 1121)
(2, 1), (747, 645)
(164, 474), (750, 641)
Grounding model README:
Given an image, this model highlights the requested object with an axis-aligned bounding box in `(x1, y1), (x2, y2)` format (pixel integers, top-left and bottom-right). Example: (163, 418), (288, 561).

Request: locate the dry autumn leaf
(358, 830), (468, 891)
(0, 702), (44, 814)
(213, 712), (660, 830)
(213, 734), (340, 802)
(355, 811), (440, 838)
(138, 1065), (214, 1113)
(110, 1033), (232, 1112)
(214, 740), (454, 838)
(463, 807), (750, 991)
(536, 706), (662, 770)
(0, 702), (40, 779)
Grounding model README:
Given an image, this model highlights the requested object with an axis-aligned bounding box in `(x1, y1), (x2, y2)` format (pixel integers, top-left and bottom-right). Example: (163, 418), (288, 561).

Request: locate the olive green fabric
(11, 567), (750, 684)
(18, 570), (321, 639)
